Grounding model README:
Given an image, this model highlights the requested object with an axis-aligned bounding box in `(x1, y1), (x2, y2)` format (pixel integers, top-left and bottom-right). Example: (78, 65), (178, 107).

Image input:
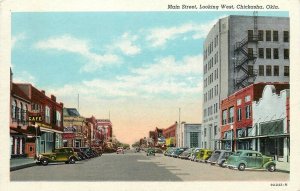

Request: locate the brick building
(163, 123), (177, 147)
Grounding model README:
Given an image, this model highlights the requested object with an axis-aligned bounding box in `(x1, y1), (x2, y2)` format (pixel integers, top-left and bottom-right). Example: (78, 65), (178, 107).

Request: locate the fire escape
(234, 12), (259, 90)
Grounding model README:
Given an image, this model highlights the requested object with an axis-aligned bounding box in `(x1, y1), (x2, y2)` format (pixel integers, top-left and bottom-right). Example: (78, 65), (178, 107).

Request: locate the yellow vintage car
(196, 149), (213, 162)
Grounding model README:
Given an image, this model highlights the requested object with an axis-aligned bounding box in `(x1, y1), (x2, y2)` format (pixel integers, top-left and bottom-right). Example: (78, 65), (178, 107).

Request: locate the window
(273, 31), (278, 41)
(284, 66), (289, 76)
(245, 95), (251, 102)
(248, 48), (253, 58)
(266, 65), (272, 76)
(258, 30), (264, 41)
(266, 30), (271, 41)
(237, 108), (242, 121)
(259, 65), (264, 76)
(266, 48), (271, 59)
(190, 132), (199, 147)
(229, 107), (234, 123)
(273, 48), (279, 59)
(204, 128), (207, 137)
(258, 48), (264, 59)
(284, 31), (289, 42)
(284, 49), (289, 59)
(245, 105), (251, 119)
(12, 100), (17, 119)
(273, 65), (279, 76)
(19, 102), (22, 121)
(237, 99), (242, 106)
(222, 110), (227, 125)
(248, 65), (253, 76)
(23, 105), (27, 123)
(248, 30), (254, 41)
(214, 125), (217, 136)
(45, 106), (50, 124)
(56, 111), (61, 127)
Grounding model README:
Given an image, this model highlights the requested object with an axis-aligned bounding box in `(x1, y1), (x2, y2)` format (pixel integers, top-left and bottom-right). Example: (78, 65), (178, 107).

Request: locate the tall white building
(201, 15), (290, 150)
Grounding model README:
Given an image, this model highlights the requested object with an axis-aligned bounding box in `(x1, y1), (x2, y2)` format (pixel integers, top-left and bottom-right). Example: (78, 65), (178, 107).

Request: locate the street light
(230, 125), (234, 152)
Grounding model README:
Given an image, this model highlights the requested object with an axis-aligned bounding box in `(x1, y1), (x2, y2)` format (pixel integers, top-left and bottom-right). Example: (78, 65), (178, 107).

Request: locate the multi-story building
(63, 108), (89, 147)
(96, 119), (113, 144)
(16, 84), (64, 155)
(163, 123), (177, 147)
(86, 116), (97, 147)
(10, 82), (32, 158)
(202, 15), (290, 150)
(220, 83), (289, 152)
(252, 85), (290, 162)
(177, 122), (201, 148)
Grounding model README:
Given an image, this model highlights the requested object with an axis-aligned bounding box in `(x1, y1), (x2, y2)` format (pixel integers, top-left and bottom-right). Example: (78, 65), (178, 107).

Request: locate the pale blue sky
(12, 11), (289, 144)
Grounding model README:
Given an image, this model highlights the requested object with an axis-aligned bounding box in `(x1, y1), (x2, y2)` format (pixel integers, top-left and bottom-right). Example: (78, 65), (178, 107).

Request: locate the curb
(10, 163), (36, 172)
(276, 169), (290, 173)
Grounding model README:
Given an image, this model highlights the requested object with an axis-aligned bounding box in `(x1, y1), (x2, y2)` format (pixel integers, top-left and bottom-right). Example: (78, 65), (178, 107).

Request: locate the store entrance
(260, 137), (283, 160)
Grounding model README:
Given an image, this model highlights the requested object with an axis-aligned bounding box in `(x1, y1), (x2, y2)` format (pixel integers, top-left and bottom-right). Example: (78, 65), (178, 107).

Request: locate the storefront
(10, 129), (26, 158)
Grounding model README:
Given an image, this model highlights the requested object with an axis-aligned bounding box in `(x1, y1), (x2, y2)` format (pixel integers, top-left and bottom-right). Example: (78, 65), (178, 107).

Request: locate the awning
(10, 127), (35, 136)
(237, 134), (289, 140)
(39, 126), (63, 134)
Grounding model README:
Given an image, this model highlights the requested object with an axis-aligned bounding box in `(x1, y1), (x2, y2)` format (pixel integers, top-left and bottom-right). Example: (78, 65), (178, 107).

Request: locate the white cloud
(35, 35), (121, 72)
(109, 33), (141, 56)
(13, 70), (36, 85)
(146, 19), (219, 47)
(12, 33), (27, 49)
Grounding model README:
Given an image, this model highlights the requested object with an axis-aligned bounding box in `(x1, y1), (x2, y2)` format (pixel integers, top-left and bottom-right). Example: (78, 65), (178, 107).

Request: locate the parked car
(207, 150), (233, 167)
(80, 147), (97, 158)
(146, 148), (155, 156)
(179, 148), (193, 159)
(154, 148), (163, 154)
(73, 147), (88, 160)
(224, 150), (276, 172)
(36, 147), (80, 166)
(116, 147), (125, 154)
(195, 149), (212, 162)
(91, 147), (103, 156)
(164, 147), (175, 156)
(189, 148), (201, 161)
(172, 148), (188, 158)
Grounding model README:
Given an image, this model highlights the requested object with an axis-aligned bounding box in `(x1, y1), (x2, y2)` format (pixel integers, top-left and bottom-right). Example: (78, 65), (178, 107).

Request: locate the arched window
(56, 111), (61, 127)
(24, 105), (27, 123)
(12, 100), (16, 119)
(19, 102), (22, 121)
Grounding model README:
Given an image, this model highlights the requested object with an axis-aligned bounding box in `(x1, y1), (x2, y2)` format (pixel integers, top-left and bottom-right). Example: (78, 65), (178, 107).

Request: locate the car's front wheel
(41, 158), (49, 166)
(238, 163), (246, 171)
(267, 164), (276, 172)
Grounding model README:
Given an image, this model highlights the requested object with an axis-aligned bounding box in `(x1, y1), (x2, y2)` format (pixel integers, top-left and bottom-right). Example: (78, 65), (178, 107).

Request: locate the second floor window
(245, 105), (251, 119)
(56, 111), (61, 127)
(12, 100), (17, 119)
(45, 106), (50, 124)
(229, 107), (234, 123)
(222, 110), (227, 125)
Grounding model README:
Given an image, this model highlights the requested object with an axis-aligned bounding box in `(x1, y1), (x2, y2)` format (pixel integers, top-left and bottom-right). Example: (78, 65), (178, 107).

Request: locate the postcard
(0, 0), (299, 191)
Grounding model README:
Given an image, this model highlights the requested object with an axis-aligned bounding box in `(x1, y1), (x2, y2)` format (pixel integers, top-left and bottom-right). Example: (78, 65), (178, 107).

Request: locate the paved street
(11, 150), (289, 181)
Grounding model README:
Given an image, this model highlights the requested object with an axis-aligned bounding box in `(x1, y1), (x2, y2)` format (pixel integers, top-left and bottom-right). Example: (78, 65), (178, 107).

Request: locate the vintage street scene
(9, 10), (290, 181)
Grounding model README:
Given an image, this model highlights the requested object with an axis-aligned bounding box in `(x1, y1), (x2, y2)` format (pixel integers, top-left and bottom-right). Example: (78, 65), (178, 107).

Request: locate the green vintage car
(36, 147), (80, 166)
(224, 150), (276, 172)
(146, 148), (155, 156)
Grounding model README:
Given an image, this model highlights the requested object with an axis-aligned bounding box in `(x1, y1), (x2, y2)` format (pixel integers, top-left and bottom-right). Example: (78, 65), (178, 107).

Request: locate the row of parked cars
(164, 147), (276, 172)
(36, 147), (103, 166)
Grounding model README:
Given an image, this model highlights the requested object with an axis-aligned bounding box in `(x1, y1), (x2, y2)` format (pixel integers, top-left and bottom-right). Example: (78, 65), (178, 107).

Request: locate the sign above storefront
(28, 115), (43, 122)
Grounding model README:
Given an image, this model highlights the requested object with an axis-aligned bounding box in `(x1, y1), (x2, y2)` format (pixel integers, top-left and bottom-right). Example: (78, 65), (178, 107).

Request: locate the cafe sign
(28, 115), (43, 122)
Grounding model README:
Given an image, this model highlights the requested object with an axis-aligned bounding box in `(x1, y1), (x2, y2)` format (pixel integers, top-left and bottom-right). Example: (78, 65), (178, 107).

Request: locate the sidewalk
(275, 161), (290, 173)
(10, 158), (36, 171)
